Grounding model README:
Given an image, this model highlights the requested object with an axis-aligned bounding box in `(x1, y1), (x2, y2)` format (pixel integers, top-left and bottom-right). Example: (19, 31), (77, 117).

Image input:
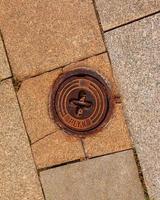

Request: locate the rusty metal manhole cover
(50, 68), (113, 136)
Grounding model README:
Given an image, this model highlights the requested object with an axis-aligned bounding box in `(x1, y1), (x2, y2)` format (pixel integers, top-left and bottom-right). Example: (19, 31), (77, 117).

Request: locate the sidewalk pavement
(0, 0), (160, 199)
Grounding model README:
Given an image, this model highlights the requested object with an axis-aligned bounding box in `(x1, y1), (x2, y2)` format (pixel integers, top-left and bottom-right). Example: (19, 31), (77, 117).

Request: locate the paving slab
(83, 103), (132, 158)
(0, 0), (105, 80)
(0, 79), (44, 200)
(18, 69), (63, 143)
(95, 0), (160, 31)
(0, 35), (11, 81)
(32, 130), (85, 169)
(40, 150), (145, 200)
(105, 13), (160, 199)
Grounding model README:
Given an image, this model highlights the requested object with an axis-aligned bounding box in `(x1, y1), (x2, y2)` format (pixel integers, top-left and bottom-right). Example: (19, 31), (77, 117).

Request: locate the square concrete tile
(0, 79), (44, 200)
(18, 69), (62, 143)
(83, 103), (132, 158)
(32, 130), (85, 169)
(0, 0), (105, 80)
(96, 0), (160, 31)
(40, 150), (145, 200)
(0, 35), (11, 81)
(105, 13), (160, 199)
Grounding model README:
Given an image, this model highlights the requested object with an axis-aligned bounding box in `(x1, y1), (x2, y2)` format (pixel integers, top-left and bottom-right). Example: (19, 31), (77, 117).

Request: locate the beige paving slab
(0, 0), (105, 80)
(83, 103), (132, 158)
(18, 69), (62, 143)
(40, 150), (145, 200)
(105, 13), (160, 200)
(96, 0), (160, 31)
(32, 130), (85, 169)
(0, 79), (44, 200)
(0, 35), (11, 81)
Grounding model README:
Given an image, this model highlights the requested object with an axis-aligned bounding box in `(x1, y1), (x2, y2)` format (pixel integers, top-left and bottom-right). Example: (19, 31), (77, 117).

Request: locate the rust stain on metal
(50, 68), (114, 137)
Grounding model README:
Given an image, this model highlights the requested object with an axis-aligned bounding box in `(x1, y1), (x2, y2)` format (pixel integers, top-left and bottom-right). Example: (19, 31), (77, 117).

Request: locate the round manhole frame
(50, 68), (114, 137)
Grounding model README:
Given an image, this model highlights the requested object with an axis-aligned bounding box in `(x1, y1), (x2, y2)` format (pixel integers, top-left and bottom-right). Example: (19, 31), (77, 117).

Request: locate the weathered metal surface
(50, 68), (113, 136)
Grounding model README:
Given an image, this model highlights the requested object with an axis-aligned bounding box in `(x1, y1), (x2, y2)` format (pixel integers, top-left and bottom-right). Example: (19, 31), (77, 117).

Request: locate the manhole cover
(50, 68), (113, 136)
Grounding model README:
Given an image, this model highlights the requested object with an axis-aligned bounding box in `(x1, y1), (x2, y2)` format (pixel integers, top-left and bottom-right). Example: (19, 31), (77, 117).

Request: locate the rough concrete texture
(40, 150), (145, 200)
(0, 0), (105, 80)
(18, 69), (62, 143)
(83, 103), (132, 158)
(0, 79), (44, 200)
(63, 52), (119, 96)
(96, 0), (160, 31)
(0, 35), (11, 81)
(105, 13), (160, 199)
(32, 130), (85, 169)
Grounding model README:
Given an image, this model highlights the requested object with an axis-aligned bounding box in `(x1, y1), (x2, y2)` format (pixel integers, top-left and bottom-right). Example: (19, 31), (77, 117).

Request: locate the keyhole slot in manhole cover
(50, 68), (114, 137)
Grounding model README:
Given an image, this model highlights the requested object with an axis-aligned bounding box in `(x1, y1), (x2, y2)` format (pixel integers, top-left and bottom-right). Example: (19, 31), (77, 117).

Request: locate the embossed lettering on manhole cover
(50, 68), (113, 136)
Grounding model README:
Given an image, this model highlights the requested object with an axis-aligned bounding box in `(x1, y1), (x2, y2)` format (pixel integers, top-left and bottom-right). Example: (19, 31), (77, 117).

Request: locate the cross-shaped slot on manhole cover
(69, 90), (92, 117)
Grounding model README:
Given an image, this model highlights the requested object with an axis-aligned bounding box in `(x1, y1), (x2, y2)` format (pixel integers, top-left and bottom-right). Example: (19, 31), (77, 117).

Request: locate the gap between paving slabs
(0, 32), (12, 81)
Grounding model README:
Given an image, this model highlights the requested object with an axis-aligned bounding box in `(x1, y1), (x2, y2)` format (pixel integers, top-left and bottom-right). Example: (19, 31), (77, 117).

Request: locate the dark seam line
(104, 10), (160, 33)
(31, 130), (58, 145)
(0, 30), (14, 78)
(80, 139), (88, 159)
(38, 148), (133, 173)
(92, 0), (107, 51)
(38, 159), (81, 172)
(12, 50), (106, 83)
(91, 0), (117, 81)
(88, 148), (133, 160)
(0, 76), (12, 83)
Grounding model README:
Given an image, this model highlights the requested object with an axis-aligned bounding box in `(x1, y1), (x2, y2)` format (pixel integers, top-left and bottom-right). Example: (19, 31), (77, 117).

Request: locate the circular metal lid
(50, 68), (113, 136)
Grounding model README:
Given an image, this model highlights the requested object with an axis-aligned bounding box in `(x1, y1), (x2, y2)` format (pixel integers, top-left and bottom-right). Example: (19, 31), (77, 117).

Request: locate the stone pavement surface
(0, 0), (159, 199)
(0, 0), (105, 80)
(40, 150), (145, 200)
(0, 79), (44, 200)
(95, 0), (160, 31)
(105, 13), (160, 200)
(18, 53), (131, 169)
(0, 36), (11, 81)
